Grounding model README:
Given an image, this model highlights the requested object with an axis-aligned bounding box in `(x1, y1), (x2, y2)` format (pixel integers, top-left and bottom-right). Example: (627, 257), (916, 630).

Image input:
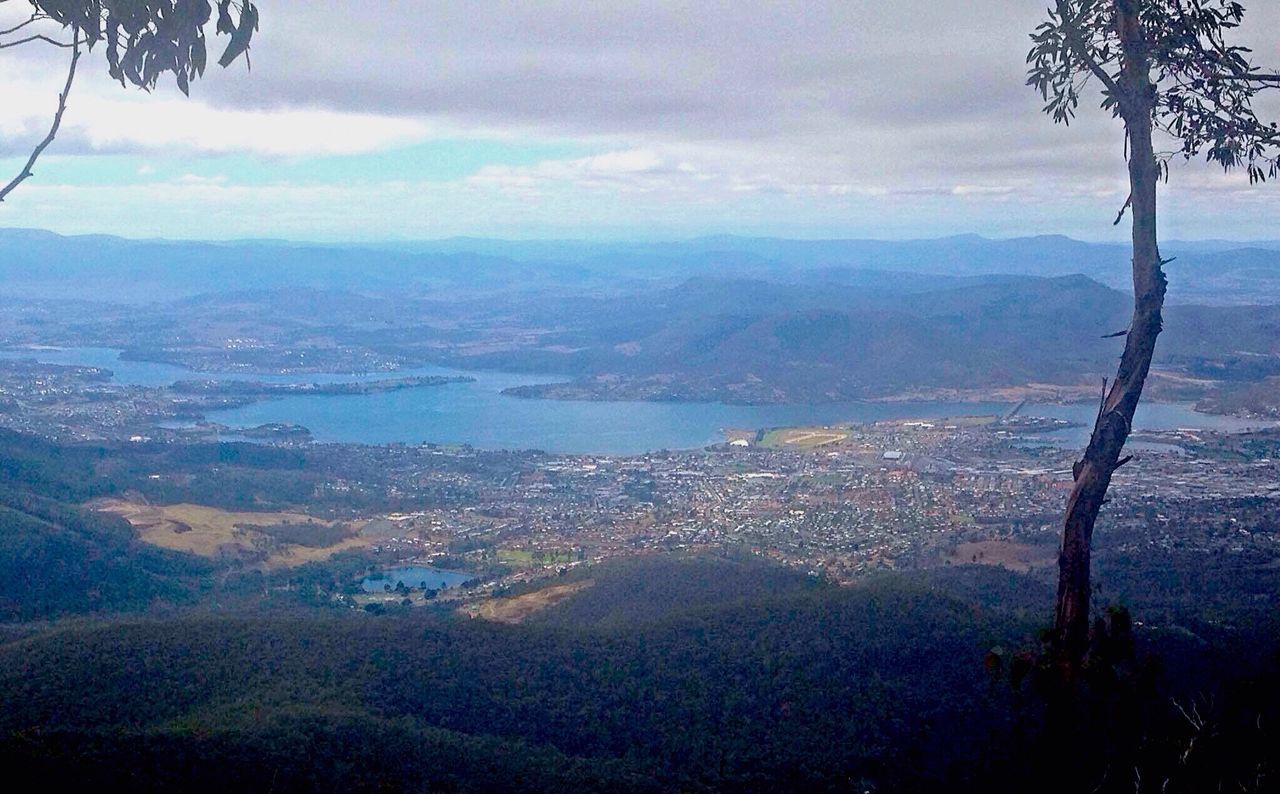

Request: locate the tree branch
(1113, 192), (1132, 225)
(1056, 0), (1123, 99)
(0, 33), (76, 49)
(0, 13), (45, 37)
(0, 30), (81, 203)
(1213, 72), (1280, 86)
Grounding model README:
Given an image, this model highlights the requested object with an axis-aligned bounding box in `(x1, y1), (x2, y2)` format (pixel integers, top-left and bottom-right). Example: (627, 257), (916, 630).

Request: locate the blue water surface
(362, 565), (471, 593)
(2, 347), (1271, 455)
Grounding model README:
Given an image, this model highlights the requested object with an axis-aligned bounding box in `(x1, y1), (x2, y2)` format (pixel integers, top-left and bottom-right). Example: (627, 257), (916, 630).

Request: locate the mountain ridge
(5, 227), (1280, 304)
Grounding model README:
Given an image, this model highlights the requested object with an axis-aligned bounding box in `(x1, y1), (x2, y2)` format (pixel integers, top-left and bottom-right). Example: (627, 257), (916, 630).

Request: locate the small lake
(362, 565), (472, 593)
(1, 346), (1274, 454)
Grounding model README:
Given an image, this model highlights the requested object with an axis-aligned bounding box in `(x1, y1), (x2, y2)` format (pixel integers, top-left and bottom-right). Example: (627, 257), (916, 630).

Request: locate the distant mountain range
(3, 227), (1279, 403)
(54, 271), (1272, 404)
(5, 227), (1280, 305)
(0, 228), (614, 302)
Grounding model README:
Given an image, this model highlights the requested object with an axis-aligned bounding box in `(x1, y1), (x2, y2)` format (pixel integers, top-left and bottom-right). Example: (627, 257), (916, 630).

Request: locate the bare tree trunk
(1053, 0), (1165, 671)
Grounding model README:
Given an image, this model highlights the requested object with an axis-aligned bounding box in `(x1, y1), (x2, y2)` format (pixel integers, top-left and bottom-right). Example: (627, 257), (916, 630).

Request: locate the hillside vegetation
(2, 556), (1277, 791)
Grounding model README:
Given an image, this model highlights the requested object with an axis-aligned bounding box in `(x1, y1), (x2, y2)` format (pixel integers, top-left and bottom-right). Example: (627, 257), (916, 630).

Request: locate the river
(1, 347), (1271, 455)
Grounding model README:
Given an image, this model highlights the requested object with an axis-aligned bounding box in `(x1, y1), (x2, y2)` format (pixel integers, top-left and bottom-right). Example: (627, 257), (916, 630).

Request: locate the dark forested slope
(0, 430), (213, 620)
(0, 561), (1029, 790)
(2, 555), (1277, 791)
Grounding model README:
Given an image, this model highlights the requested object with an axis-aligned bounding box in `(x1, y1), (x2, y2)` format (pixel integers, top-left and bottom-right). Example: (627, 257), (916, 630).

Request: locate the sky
(1, 1), (1279, 242)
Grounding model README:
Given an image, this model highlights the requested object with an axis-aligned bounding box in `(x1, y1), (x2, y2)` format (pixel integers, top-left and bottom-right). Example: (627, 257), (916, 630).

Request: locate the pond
(361, 565), (472, 593)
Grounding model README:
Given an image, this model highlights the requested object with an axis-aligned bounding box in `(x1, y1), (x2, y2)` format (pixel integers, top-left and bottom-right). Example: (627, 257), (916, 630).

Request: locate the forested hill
(0, 552), (1028, 790)
(0, 430), (214, 620)
(1, 556), (1277, 791)
(8, 254), (1277, 402)
(484, 274), (1135, 400)
(428, 275), (1280, 402)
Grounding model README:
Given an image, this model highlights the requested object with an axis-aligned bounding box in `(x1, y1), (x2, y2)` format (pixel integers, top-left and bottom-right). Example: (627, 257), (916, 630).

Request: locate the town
(320, 419), (1280, 593)
(3, 352), (1277, 609)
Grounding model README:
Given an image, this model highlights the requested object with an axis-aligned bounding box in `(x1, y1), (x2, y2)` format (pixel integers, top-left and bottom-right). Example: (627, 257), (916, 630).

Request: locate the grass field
(498, 548), (576, 567)
(96, 499), (368, 569)
(460, 580), (594, 624)
(937, 415), (998, 428)
(760, 426), (851, 449)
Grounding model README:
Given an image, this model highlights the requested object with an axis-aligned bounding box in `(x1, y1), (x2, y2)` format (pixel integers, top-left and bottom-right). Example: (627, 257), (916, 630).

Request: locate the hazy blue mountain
(389, 233), (1280, 302)
(6, 228), (1280, 304)
(0, 228), (607, 302)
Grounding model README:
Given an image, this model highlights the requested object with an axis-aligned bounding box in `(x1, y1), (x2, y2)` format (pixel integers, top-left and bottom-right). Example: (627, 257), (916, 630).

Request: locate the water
(362, 565), (471, 593)
(1017, 402), (1267, 449)
(0, 346), (194, 388)
(211, 385), (1025, 453)
(2, 346), (1273, 454)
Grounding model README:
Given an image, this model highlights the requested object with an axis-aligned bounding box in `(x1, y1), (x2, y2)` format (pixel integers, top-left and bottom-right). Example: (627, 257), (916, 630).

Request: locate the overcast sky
(2, 1), (1279, 241)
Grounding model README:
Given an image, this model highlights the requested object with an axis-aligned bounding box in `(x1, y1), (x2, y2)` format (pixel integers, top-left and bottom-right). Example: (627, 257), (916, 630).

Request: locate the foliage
(0, 492), (210, 619)
(0, 430), (211, 619)
(0, 555), (1277, 790)
(14, 0), (259, 95)
(0, 1), (259, 203)
(0, 570), (1029, 789)
(1028, 0), (1280, 181)
(0, 713), (653, 793)
(528, 554), (830, 628)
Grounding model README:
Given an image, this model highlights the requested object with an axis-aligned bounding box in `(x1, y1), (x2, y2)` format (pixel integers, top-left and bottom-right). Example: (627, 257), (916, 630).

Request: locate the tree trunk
(1052, 0), (1166, 671)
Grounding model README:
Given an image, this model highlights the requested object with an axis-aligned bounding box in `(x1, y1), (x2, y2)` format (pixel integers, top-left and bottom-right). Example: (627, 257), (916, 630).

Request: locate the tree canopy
(0, 0), (259, 201)
(1028, 0), (1280, 182)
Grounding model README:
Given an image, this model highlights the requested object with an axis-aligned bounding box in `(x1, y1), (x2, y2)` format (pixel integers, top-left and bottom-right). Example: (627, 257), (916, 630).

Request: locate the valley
(2, 231), (1279, 790)
(6, 0), (1280, 786)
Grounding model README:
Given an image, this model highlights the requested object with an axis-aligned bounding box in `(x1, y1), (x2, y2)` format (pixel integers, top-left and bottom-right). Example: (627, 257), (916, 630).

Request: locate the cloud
(0, 61), (437, 157)
(74, 98), (434, 156)
(178, 1), (1280, 193)
(3, 1), (1279, 237)
(5, 167), (1279, 244)
(468, 149), (689, 196)
(0, 2), (1158, 173)
(951, 185), (1016, 197)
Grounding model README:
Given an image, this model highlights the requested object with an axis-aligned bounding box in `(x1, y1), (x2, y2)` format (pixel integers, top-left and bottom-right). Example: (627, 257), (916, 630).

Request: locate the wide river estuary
(2, 347), (1271, 455)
